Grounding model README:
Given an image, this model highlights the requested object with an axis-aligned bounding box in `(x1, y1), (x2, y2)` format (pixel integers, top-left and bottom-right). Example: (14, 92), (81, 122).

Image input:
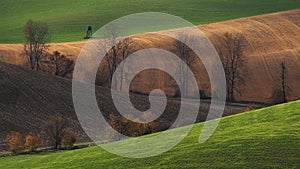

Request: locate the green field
(0, 101), (299, 168)
(1, 0), (300, 43)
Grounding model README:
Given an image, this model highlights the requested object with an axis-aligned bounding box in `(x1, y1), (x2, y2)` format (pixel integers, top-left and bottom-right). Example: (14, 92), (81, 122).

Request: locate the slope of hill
(0, 100), (299, 168)
(1, 9), (299, 103)
(0, 62), (245, 151)
(1, 0), (300, 43)
(0, 62), (91, 149)
(127, 9), (300, 103)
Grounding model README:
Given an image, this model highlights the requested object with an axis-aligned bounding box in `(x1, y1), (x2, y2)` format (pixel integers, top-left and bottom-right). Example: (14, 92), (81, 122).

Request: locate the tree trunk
(281, 61), (287, 103)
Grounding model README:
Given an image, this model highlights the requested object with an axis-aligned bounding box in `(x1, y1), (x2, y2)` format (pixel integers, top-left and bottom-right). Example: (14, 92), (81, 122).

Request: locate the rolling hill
(1, 0), (300, 43)
(1, 9), (299, 103)
(0, 100), (299, 168)
(0, 62), (246, 151)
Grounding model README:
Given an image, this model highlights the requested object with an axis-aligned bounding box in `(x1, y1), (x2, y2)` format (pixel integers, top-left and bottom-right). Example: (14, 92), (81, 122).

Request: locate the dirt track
(0, 9), (299, 103)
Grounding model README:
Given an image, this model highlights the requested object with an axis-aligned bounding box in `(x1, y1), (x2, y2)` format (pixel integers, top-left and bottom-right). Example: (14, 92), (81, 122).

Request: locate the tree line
(24, 19), (289, 104)
(5, 114), (76, 154)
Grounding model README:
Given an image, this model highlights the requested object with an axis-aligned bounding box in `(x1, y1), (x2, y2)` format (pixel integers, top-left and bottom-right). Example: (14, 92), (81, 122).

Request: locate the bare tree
(100, 24), (136, 91)
(281, 60), (287, 103)
(50, 51), (74, 77)
(24, 19), (51, 71)
(116, 37), (134, 91)
(174, 32), (195, 97)
(44, 114), (68, 149)
(272, 60), (288, 104)
(219, 32), (246, 102)
(103, 24), (120, 90)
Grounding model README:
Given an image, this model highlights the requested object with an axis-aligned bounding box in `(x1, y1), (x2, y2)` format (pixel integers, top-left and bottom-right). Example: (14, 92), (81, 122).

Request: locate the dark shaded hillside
(0, 62), (247, 151)
(0, 62), (90, 150)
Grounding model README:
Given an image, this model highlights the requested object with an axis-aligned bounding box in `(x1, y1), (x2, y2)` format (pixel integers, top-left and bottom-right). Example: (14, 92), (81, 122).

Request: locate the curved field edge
(1, 9), (299, 103)
(1, 0), (300, 43)
(0, 100), (299, 168)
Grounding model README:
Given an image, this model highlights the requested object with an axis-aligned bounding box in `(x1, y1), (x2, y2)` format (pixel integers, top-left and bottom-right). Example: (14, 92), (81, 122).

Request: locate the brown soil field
(0, 62), (246, 152)
(0, 9), (299, 103)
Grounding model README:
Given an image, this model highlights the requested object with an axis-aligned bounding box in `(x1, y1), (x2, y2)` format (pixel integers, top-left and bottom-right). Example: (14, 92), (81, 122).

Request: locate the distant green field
(1, 0), (300, 43)
(0, 101), (299, 168)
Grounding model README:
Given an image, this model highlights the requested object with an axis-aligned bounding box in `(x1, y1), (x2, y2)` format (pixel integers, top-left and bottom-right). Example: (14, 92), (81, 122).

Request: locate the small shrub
(62, 131), (76, 149)
(44, 114), (68, 149)
(25, 133), (42, 152)
(5, 131), (24, 154)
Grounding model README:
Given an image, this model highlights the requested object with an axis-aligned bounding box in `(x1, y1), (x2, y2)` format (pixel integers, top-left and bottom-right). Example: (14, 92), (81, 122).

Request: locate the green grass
(1, 0), (300, 43)
(0, 101), (299, 168)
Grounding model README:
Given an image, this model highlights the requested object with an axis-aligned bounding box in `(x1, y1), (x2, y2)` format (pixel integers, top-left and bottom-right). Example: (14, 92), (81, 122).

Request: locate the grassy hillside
(0, 101), (299, 168)
(1, 0), (300, 43)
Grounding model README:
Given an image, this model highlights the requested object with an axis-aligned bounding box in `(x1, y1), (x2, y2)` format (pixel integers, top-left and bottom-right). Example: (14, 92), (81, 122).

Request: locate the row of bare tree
(101, 25), (248, 102)
(23, 19), (289, 103)
(173, 31), (289, 103)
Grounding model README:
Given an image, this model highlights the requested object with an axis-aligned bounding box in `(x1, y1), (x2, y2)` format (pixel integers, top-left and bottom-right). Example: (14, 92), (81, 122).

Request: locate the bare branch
(24, 19), (51, 71)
